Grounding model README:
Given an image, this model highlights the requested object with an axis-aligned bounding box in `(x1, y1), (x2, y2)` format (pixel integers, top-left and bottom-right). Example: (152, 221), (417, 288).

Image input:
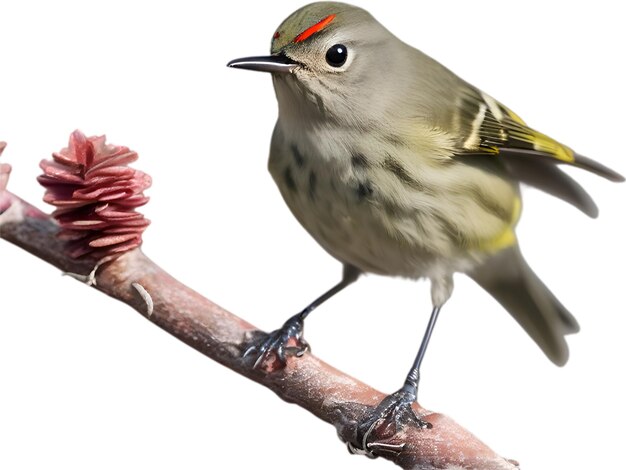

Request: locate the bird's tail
(468, 245), (579, 366)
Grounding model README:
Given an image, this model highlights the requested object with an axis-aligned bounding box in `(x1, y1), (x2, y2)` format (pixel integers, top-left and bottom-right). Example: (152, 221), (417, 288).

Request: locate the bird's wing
(445, 86), (623, 217)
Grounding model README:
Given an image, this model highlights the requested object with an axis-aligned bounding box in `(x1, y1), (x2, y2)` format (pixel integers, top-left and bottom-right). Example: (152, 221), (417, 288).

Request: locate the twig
(1, 165), (517, 470)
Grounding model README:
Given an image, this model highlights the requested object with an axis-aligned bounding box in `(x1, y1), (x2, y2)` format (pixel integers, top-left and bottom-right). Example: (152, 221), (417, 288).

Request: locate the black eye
(325, 44), (348, 67)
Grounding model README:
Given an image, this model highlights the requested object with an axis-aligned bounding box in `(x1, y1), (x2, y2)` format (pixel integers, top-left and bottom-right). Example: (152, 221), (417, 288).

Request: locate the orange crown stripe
(293, 14), (336, 43)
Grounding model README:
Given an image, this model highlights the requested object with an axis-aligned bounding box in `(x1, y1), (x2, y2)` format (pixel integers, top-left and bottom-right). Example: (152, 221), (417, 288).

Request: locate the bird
(227, 0), (623, 453)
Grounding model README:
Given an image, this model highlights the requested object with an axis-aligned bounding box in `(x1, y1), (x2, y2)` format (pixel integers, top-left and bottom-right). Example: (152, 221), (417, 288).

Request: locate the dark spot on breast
(315, 94), (326, 114)
(382, 134), (405, 147)
(308, 171), (317, 200)
(382, 155), (424, 192)
(284, 166), (296, 192)
(351, 152), (369, 169)
(291, 144), (305, 168)
(356, 180), (374, 201)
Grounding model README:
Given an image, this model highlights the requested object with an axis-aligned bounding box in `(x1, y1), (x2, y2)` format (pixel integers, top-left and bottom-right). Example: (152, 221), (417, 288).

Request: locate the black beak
(227, 55), (298, 73)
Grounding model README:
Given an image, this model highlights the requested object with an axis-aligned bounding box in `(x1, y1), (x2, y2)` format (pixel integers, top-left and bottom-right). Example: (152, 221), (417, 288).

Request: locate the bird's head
(228, 2), (406, 126)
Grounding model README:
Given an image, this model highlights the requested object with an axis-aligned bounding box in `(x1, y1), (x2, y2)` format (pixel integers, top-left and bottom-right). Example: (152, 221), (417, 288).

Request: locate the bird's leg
(403, 305), (442, 397)
(349, 305), (442, 458)
(244, 265), (360, 370)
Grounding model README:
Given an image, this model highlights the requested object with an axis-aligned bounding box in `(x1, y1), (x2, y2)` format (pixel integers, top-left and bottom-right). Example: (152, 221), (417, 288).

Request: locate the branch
(1, 156), (518, 470)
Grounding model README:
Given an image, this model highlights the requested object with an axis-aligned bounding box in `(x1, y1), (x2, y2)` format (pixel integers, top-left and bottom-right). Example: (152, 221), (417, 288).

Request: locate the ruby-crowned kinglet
(228, 1), (623, 452)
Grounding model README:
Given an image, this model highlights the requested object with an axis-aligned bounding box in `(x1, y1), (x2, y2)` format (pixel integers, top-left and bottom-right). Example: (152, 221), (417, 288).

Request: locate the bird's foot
(243, 314), (310, 370)
(347, 385), (432, 458)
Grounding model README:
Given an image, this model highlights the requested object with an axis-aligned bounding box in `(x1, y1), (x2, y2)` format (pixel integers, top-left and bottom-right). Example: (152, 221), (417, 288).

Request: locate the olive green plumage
(231, 1), (623, 365)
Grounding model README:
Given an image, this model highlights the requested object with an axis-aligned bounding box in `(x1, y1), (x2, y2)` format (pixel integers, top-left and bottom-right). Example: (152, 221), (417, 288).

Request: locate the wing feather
(447, 87), (623, 215)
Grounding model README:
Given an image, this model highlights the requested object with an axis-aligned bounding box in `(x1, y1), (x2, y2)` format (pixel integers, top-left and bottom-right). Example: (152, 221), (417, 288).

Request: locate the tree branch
(1, 160), (518, 470)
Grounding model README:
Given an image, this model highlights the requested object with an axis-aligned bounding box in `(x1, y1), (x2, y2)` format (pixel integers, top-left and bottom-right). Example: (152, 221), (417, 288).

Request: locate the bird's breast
(268, 121), (519, 279)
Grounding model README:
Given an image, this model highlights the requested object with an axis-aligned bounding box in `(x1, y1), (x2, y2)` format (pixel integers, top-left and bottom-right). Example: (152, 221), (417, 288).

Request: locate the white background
(1, 1), (624, 469)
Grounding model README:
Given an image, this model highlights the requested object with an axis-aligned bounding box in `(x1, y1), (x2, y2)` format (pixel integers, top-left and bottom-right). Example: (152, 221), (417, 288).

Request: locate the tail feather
(469, 245), (579, 366)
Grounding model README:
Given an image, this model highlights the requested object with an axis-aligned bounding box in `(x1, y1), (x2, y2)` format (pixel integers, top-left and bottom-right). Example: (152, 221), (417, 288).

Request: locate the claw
(350, 388), (432, 458)
(243, 314), (309, 370)
(286, 343), (309, 357)
(242, 344), (257, 359)
(252, 350), (268, 370)
(276, 343), (286, 362)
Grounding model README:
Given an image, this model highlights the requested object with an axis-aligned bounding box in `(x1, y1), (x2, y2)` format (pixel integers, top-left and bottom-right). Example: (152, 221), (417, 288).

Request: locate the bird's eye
(325, 44), (348, 67)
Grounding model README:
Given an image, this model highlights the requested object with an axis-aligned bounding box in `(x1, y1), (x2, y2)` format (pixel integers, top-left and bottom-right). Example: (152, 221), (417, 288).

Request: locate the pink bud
(38, 131), (151, 259)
